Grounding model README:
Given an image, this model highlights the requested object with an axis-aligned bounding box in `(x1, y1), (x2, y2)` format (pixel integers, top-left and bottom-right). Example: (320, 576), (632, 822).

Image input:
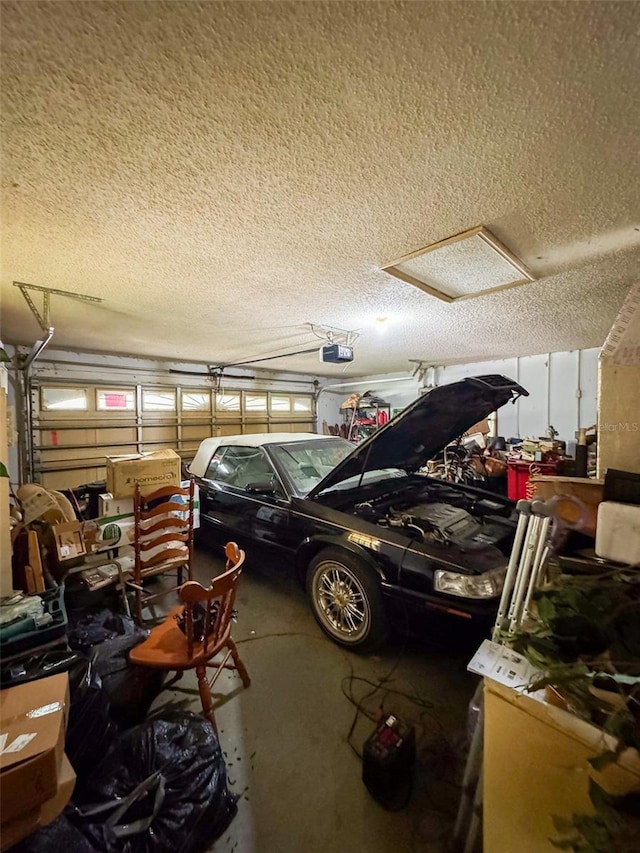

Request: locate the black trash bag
(67, 608), (147, 653)
(11, 813), (98, 853)
(67, 657), (118, 789)
(91, 635), (164, 730)
(68, 608), (163, 729)
(71, 711), (237, 853)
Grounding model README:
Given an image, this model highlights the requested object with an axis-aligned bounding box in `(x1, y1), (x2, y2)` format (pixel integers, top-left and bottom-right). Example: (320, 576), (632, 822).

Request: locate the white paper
(468, 639), (542, 691)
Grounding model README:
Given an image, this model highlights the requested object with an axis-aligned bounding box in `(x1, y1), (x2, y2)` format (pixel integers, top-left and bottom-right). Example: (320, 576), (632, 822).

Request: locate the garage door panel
(97, 426), (137, 444)
(32, 381), (315, 488)
(41, 466), (107, 491)
(182, 425), (211, 441)
(40, 446), (112, 463)
(142, 426), (178, 443)
(40, 427), (97, 447)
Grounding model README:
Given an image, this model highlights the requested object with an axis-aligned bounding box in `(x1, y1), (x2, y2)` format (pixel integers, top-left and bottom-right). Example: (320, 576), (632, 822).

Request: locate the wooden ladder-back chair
(129, 542), (250, 734)
(130, 479), (195, 624)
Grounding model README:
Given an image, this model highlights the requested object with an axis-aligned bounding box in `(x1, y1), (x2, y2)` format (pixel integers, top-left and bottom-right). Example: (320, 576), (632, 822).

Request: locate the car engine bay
(350, 479), (516, 554)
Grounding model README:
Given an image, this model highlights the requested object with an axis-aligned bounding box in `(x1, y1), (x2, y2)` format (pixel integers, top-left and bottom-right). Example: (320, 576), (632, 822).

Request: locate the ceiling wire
(209, 345), (321, 370)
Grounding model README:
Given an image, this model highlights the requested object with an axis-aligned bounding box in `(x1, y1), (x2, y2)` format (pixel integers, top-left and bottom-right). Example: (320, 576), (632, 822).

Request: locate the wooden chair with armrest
(128, 541), (250, 734)
(130, 480), (195, 624)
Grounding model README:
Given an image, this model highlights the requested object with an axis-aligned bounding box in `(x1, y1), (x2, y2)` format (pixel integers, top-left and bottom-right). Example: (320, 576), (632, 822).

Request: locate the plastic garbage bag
(91, 635), (164, 729)
(10, 814), (98, 852)
(67, 658), (118, 788)
(68, 608), (162, 729)
(71, 711), (237, 853)
(67, 608), (146, 652)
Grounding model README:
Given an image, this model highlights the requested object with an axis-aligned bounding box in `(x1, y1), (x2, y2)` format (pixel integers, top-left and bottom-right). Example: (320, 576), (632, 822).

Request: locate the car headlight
(434, 566), (506, 599)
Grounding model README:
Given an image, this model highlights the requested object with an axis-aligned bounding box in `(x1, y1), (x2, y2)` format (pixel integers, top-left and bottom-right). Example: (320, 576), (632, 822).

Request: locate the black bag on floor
(67, 657), (118, 787)
(11, 814), (98, 853)
(68, 609), (163, 729)
(67, 608), (147, 653)
(91, 636), (164, 730)
(70, 711), (237, 853)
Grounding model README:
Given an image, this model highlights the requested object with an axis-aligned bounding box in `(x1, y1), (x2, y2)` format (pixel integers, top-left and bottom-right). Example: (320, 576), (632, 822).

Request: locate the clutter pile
(423, 421), (600, 502)
(336, 390), (391, 443)
(1, 449), (235, 852)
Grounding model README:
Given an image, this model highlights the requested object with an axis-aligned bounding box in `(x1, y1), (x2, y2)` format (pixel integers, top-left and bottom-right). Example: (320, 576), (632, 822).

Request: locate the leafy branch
(551, 779), (640, 852)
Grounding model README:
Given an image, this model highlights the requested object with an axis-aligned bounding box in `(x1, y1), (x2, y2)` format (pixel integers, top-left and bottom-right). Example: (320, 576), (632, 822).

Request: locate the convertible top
(188, 432), (334, 478)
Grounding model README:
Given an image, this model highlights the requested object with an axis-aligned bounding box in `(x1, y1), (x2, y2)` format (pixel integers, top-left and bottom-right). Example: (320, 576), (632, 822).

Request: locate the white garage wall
(316, 373), (422, 434)
(349, 348), (600, 452)
(435, 349), (599, 448)
(316, 390), (348, 432)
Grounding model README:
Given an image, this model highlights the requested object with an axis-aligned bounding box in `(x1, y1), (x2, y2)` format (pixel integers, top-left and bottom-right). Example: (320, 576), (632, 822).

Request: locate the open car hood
(308, 375), (528, 498)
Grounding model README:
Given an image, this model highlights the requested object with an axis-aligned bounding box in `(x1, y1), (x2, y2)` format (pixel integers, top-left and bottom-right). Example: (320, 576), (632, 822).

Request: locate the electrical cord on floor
(339, 544), (442, 762)
(234, 550), (445, 763)
(236, 629), (429, 760)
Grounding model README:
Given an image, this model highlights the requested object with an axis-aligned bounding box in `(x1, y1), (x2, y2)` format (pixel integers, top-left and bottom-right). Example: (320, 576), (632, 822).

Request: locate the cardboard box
(51, 521), (87, 562)
(98, 493), (134, 518)
(531, 475), (604, 537)
(1, 753), (76, 851)
(0, 673), (69, 824)
(466, 418), (490, 436)
(90, 483), (200, 553)
(106, 449), (181, 499)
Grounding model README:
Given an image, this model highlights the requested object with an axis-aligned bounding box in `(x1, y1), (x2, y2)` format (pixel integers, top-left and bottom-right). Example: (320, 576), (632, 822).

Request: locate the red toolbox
(507, 461), (558, 501)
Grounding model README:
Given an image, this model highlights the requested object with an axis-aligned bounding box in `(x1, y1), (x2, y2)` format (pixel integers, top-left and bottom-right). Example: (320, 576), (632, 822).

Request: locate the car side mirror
(246, 481), (278, 496)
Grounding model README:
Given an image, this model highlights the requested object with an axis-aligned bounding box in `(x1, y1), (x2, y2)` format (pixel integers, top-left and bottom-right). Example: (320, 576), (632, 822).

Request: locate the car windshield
(315, 468), (407, 495)
(270, 438), (354, 496)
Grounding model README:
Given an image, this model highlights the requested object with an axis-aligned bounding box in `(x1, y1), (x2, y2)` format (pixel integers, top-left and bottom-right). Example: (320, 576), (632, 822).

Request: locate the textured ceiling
(2, 0), (639, 377)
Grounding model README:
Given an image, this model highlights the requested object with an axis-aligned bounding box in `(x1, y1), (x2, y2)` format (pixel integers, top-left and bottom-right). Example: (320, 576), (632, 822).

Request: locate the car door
(199, 444), (292, 554)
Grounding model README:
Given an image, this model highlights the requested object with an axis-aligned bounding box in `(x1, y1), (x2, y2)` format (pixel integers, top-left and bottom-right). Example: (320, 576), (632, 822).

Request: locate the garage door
(32, 380), (315, 490)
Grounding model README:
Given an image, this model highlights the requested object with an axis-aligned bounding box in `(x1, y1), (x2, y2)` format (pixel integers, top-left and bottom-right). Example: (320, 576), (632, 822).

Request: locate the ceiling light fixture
(382, 226), (534, 303)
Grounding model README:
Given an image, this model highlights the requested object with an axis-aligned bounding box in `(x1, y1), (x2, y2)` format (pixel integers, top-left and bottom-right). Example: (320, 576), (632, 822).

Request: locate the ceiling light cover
(382, 226), (534, 303)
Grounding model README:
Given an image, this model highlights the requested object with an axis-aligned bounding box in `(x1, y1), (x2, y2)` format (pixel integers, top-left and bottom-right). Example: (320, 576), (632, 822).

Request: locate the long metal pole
(522, 503), (554, 619)
(492, 499), (530, 641)
(508, 513), (540, 632)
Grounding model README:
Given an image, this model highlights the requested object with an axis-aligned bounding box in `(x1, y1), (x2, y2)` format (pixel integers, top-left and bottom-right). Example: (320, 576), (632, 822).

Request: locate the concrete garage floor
(149, 545), (480, 853)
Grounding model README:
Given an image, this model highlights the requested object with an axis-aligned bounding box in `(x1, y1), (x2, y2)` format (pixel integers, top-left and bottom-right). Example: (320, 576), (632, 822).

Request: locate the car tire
(306, 547), (388, 651)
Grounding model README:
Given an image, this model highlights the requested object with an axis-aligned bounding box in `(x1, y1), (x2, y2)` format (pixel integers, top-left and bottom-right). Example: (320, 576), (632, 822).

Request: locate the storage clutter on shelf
(339, 391), (391, 443)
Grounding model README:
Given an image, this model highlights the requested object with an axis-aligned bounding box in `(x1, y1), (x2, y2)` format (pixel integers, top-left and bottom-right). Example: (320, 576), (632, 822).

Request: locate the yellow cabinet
(483, 679), (640, 852)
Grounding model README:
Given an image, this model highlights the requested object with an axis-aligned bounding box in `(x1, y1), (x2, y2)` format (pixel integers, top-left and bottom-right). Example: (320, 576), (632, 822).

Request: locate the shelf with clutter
(339, 391), (391, 443)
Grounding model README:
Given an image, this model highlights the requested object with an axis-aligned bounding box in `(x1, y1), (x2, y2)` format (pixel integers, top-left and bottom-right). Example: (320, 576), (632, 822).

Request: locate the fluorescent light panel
(382, 226), (534, 303)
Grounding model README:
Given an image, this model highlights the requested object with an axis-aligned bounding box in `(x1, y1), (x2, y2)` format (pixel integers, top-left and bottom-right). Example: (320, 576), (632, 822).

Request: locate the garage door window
(142, 389), (176, 411)
(293, 396), (312, 413)
(96, 389), (135, 411)
(245, 394), (267, 412)
(182, 392), (210, 411)
(41, 387), (88, 411)
(216, 393), (241, 412)
(270, 395), (291, 413)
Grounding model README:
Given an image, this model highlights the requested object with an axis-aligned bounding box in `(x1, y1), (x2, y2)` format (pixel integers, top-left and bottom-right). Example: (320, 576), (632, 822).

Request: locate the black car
(188, 375), (528, 649)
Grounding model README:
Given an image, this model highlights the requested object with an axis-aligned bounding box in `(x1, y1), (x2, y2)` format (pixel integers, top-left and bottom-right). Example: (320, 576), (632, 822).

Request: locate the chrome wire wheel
(311, 560), (371, 643)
